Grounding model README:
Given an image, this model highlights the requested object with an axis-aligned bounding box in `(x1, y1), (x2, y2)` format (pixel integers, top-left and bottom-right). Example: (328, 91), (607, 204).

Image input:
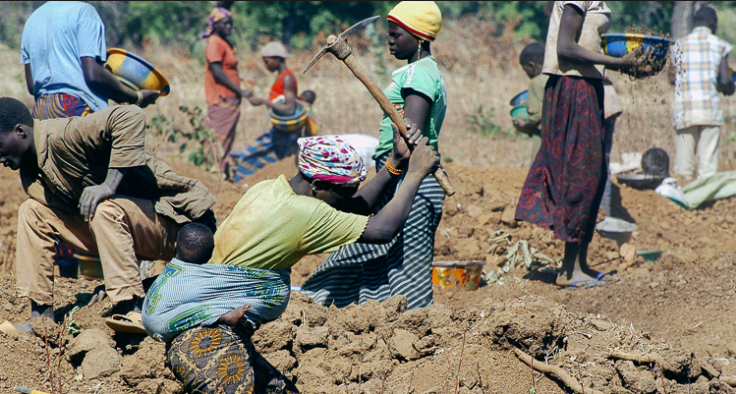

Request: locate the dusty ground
(1, 154), (736, 394)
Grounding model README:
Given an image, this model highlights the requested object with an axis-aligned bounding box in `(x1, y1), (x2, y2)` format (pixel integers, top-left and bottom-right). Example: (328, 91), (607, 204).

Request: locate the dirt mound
(1, 288), (733, 394)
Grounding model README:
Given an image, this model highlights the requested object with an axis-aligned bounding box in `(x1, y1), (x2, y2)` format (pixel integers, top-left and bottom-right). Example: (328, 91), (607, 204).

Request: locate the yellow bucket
(75, 253), (104, 280)
(432, 261), (486, 291)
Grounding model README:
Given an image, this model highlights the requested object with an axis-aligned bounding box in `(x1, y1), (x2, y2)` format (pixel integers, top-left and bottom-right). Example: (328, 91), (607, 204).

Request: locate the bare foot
(216, 304), (251, 327)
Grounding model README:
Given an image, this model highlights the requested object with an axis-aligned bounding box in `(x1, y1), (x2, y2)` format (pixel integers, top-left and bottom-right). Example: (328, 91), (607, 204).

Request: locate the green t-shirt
(374, 56), (447, 161)
(209, 175), (369, 270)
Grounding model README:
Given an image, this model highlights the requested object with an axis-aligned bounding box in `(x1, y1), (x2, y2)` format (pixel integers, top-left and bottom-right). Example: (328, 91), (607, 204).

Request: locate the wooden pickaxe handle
(341, 54), (455, 196)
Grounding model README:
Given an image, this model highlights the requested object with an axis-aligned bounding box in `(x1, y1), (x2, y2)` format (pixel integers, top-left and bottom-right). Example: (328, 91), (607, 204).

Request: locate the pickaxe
(303, 16), (455, 196)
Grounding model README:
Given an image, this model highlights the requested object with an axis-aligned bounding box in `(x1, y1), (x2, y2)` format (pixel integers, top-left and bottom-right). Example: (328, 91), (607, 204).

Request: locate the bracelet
(385, 158), (403, 176)
(134, 91), (143, 106)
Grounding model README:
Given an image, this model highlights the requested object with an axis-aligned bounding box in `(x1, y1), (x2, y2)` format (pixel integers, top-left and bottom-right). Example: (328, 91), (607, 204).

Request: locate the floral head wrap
(298, 136), (367, 185)
(202, 7), (233, 39)
(387, 1), (442, 41)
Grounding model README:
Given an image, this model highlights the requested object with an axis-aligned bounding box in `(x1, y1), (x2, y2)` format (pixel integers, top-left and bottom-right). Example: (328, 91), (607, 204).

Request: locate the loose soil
(1, 157), (735, 394)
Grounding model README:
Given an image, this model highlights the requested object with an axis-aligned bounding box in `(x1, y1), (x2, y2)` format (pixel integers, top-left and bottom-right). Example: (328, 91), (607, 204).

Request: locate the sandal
(105, 312), (147, 335)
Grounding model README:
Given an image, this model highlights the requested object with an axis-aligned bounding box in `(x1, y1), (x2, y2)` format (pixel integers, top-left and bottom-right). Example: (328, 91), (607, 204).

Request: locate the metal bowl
(616, 174), (664, 190)
(602, 33), (673, 60)
(509, 90), (528, 107)
(510, 105), (529, 121)
(596, 217), (637, 246)
(105, 48), (170, 96)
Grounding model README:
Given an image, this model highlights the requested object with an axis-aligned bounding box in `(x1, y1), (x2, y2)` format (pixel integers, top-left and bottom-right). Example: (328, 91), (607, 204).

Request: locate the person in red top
(229, 42), (304, 181)
(202, 7), (252, 178)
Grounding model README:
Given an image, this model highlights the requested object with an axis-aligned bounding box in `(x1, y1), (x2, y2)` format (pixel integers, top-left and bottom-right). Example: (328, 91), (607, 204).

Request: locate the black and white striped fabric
(300, 154), (445, 310)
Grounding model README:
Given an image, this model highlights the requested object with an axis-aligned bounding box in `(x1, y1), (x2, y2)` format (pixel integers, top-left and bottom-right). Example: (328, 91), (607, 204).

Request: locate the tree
(671, 1), (696, 39)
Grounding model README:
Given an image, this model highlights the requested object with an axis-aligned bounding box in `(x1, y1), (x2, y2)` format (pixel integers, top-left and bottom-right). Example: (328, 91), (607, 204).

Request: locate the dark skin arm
(210, 62), (252, 98)
(81, 57), (159, 107)
(717, 56), (735, 95)
(24, 64), (33, 96)
(358, 136), (439, 243)
(557, 5), (639, 71)
(341, 121), (424, 215)
(402, 89), (432, 135)
(79, 167), (128, 221)
(249, 74), (296, 115)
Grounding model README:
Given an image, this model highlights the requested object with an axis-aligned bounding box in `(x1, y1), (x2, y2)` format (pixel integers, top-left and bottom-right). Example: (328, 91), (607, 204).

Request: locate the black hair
(176, 223), (215, 265)
(300, 90), (316, 104)
(641, 148), (670, 177)
(216, 1), (234, 10)
(0, 97), (33, 133)
(695, 6), (717, 26)
(519, 43), (545, 65)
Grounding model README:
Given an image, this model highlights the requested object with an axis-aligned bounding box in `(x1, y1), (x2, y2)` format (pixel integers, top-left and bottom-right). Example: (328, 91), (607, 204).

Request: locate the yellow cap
(387, 1), (442, 41)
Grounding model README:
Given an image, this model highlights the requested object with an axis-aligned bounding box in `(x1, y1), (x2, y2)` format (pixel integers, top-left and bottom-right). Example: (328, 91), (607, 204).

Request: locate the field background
(1, 1), (736, 172)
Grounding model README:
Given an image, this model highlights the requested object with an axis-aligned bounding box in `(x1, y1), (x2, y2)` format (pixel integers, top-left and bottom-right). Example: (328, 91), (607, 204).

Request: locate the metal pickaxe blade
(303, 15), (380, 74)
(302, 16), (455, 195)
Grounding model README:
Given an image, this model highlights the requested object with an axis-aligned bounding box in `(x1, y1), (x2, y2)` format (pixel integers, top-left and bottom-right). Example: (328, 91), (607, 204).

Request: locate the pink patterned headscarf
(202, 7), (233, 39)
(298, 136), (367, 185)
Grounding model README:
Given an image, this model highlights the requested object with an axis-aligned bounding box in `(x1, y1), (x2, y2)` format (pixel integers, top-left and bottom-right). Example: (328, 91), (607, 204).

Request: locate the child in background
(512, 42), (547, 162)
(298, 90), (318, 137)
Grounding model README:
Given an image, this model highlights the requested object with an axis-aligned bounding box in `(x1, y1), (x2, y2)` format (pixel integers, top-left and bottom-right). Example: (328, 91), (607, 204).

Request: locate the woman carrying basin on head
(301, 1), (448, 310)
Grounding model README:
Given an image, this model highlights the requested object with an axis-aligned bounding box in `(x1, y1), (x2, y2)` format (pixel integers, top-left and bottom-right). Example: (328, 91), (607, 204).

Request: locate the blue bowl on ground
(602, 33), (673, 60)
(510, 105), (529, 121)
(509, 90), (528, 107)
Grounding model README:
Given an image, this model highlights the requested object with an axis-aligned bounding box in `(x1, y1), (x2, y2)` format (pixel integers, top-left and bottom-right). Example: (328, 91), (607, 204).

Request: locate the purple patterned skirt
(515, 75), (606, 243)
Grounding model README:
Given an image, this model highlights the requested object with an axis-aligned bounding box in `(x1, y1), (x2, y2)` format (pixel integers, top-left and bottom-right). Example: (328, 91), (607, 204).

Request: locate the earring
(416, 39), (423, 60)
(311, 184), (317, 194)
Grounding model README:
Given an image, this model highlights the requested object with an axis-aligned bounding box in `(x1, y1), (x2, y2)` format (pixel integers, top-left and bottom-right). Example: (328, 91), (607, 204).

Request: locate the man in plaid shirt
(671, 6), (735, 180)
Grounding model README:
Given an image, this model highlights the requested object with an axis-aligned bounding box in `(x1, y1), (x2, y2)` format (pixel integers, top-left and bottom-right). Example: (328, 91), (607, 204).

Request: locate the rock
(699, 359), (721, 378)
(590, 319), (614, 331)
(81, 345), (122, 379)
(68, 329), (114, 361)
(395, 308), (431, 337)
(649, 282), (660, 289)
(4, 302), (12, 311)
(30, 317), (61, 346)
(480, 296), (567, 358)
(119, 342), (170, 387)
(727, 343), (736, 357)
(615, 360), (657, 394)
(261, 350), (297, 380)
(500, 208), (518, 228)
(295, 327), (329, 352)
(253, 321), (293, 354)
(620, 243), (637, 266)
(660, 349), (701, 380)
(389, 329), (420, 361)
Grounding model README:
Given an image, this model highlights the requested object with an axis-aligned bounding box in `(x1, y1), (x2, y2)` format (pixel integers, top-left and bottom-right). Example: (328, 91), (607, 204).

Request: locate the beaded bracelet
(385, 158), (403, 176)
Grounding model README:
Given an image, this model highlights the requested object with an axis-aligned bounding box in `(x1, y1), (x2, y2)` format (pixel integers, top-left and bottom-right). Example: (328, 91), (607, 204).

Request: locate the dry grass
(2, 16), (736, 171)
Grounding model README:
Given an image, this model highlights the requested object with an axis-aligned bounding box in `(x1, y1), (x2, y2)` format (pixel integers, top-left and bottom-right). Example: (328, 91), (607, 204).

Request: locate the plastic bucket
(432, 260), (486, 291)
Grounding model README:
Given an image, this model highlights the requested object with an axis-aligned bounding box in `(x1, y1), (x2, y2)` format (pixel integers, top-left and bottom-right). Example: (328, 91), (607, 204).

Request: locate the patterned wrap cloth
(297, 135), (367, 185)
(202, 7), (233, 39)
(166, 324), (298, 394)
(515, 75), (606, 243)
(32, 93), (93, 119)
(142, 258), (291, 343)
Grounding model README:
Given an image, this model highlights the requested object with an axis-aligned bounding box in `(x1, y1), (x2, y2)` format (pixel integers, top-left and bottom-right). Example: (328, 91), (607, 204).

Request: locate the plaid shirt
(672, 27), (733, 130)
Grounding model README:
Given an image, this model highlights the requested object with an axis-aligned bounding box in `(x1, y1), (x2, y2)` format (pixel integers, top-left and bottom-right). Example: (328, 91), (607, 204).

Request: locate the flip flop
(595, 271), (622, 283)
(105, 312), (147, 335)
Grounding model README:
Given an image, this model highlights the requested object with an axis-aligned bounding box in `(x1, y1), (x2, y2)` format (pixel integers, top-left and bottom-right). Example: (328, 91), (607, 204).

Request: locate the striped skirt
(300, 153), (445, 310)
